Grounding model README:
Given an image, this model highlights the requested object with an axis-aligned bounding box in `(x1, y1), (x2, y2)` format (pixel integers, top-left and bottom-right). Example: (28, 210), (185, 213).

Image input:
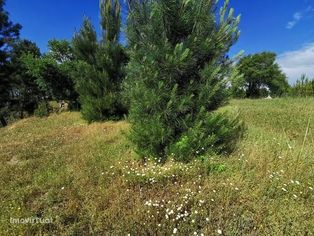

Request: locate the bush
(34, 101), (51, 117)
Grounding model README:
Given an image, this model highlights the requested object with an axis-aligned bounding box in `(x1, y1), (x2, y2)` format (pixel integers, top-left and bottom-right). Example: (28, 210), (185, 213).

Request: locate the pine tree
(126, 0), (244, 162)
(72, 0), (127, 122)
(72, 18), (98, 65)
(0, 0), (21, 126)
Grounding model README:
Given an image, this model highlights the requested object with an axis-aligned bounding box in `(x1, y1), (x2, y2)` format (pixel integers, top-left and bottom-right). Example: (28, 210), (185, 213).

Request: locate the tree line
(0, 0), (311, 161)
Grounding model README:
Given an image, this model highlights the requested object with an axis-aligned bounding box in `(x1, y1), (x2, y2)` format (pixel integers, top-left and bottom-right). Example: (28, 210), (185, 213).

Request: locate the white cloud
(286, 6), (314, 29)
(286, 12), (303, 29)
(277, 43), (314, 84)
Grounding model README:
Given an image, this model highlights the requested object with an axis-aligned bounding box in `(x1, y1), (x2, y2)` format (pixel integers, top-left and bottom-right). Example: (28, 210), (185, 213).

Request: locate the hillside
(0, 98), (313, 235)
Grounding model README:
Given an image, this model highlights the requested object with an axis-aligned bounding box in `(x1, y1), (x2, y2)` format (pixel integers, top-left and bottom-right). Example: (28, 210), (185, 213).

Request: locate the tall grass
(0, 98), (313, 235)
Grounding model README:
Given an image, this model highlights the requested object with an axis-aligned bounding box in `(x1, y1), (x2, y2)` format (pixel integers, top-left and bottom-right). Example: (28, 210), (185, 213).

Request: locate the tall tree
(126, 0), (244, 162)
(10, 39), (41, 118)
(237, 52), (289, 98)
(72, 0), (127, 122)
(0, 0), (21, 126)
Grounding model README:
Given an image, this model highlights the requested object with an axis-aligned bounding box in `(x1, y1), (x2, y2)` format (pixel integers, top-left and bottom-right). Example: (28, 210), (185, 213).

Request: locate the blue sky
(5, 0), (314, 83)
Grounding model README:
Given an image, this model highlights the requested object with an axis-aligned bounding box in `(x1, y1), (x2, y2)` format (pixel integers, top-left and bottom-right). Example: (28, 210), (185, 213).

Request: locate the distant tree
(72, 0), (128, 122)
(237, 52), (289, 98)
(0, 0), (21, 126)
(22, 40), (78, 105)
(126, 0), (244, 162)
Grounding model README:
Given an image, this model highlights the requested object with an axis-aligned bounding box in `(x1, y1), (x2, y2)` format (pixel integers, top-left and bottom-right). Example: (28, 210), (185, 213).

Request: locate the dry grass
(0, 98), (313, 235)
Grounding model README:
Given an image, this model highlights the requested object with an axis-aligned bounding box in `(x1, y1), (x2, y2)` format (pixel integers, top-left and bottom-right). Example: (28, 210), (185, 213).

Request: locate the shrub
(34, 101), (51, 117)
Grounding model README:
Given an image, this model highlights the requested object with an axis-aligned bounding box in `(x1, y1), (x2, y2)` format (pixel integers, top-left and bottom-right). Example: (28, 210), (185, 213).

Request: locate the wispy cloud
(277, 43), (314, 84)
(286, 12), (303, 29)
(286, 6), (314, 29)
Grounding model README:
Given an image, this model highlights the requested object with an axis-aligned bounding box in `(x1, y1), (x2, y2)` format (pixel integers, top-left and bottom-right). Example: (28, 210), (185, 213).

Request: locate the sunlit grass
(0, 98), (313, 235)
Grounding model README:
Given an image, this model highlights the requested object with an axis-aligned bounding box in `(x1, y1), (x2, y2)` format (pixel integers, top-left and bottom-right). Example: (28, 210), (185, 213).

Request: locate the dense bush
(126, 0), (244, 162)
(34, 101), (51, 117)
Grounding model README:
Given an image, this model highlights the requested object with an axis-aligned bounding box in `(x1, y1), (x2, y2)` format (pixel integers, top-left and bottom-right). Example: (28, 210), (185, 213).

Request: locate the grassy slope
(0, 98), (313, 235)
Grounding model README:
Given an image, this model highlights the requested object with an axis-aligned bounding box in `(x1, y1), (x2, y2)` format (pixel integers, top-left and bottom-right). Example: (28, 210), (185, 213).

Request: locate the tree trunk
(0, 116), (7, 127)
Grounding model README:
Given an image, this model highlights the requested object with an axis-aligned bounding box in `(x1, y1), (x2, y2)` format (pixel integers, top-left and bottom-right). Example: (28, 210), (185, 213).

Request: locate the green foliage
(127, 0), (243, 161)
(72, 1), (127, 123)
(0, 0), (21, 65)
(206, 163), (227, 173)
(9, 40), (42, 118)
(170, 111), (244, 162)
(237, 52), (290, 98)
(47, 39), (74, 63)
(290, 74), (314, 97)
(229, 67), (246, 98)
(72, 18), (98, 65)
(0, 0), (21, 126)
(73, 60), (126, 121)
(34, 101), (51, 117)
(21, 40), (78, 104)
(100, 0), (121, 42)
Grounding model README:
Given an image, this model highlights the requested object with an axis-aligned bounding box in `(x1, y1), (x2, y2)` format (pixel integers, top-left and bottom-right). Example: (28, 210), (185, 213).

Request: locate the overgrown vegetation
(290, 74), (314, 97)
(0, 98), (313, 235)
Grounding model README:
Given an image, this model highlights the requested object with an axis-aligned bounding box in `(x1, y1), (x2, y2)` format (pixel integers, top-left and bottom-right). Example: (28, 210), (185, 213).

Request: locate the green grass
(0, 98), (313, 235)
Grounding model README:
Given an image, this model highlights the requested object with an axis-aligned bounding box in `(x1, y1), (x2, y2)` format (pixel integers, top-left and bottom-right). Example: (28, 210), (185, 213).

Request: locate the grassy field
(0, 98), (313, 235)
